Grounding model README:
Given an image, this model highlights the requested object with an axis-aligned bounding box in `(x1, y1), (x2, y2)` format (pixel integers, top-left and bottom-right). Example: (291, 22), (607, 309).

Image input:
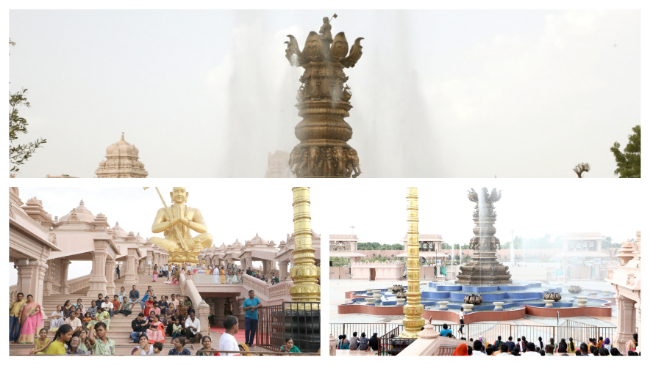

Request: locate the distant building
(264, 150), (291, 178)
(95, 133), (148, 178)
(46, 174), (78, 178)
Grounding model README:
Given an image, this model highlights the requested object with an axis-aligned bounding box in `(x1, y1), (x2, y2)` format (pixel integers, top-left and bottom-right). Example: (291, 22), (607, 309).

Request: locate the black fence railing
(333, 321), (617, 354)
(258, 302), (320, 353)
(257, 303), (284, 351)
(330, 323), (403, 341)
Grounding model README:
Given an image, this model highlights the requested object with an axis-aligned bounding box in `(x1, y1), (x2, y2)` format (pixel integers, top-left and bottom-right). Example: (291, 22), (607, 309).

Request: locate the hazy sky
(9, 180), (640, 284)
(323, 179), (640, 245)
(9, 9), (639, 178)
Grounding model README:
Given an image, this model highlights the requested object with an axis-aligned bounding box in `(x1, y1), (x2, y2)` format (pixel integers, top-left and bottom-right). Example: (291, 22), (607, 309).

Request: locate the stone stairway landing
(40, 273), (186, 346)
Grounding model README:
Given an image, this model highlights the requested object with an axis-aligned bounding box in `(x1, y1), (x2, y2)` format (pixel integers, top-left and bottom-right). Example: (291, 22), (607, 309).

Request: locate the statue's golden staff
(143, 187), (189, 251)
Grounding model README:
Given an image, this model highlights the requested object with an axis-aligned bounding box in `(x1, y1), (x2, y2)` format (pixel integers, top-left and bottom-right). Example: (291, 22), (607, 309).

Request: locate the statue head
(323, 17), (329, 23)
(170, 187), (188, 204)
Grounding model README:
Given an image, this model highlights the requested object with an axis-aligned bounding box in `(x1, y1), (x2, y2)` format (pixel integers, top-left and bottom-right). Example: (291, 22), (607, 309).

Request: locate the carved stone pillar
(43, 259), (54, 296)
(146, 251), (154, 275)
(234, 296), (245, 323)
(279, 261), (289, 281)
(198, 300), (210, 337)
(614, 295), (637, 350)
(15, 258), (48, 305)
(88, 243), (109, 297)
(634, 300), (643, 348)
(124, 248), (138, 286)
(105, 259), (117, 295)
(263, 260), (270, 275)
(60, 259), (71, 294)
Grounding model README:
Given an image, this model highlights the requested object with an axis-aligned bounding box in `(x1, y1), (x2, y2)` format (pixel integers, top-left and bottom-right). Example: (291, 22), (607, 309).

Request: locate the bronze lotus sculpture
(392, 284), (405, 294)
(568, 286), (582, 294)
(464, 294), (483, 305)
(285, 16), (364, 178)
(396, 290), (407, 299)
(543, 292), (562, 302)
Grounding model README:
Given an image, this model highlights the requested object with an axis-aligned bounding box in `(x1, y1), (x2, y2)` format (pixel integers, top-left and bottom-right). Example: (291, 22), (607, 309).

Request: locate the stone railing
(352, 260), (404, 267)
(179, 272), (210, 337)
(268, 280), (292, 302)
(68, 274), (92, 294)
(242, 274), (270, 299)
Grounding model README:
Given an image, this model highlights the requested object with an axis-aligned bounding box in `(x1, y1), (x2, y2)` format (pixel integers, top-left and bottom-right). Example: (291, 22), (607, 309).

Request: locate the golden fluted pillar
(400, 187), (424, 338)
(289, 188), (321, 307)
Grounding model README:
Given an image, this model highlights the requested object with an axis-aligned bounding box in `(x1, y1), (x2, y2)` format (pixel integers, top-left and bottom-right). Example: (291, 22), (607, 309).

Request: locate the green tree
(441, 242), (452, 249)
(391, 243), (404, 250)
(611, 125), (640, 178)
(9, 39), (46, 173)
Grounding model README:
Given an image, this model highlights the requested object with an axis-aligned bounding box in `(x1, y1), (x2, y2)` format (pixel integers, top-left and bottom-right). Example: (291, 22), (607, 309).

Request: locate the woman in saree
(17, 294), (43, 344)
(152, 266), (159, 282)
(220, 266), (226, 284)
(50, 305), (65, 331)
(146, 314), (166, 344)
(144, 296), (154, 317)
(96, 306), (110, 331)
(452, 343), (470, 356)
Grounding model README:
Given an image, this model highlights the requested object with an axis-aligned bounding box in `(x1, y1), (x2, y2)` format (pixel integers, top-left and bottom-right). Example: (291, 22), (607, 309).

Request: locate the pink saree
(18, 302), (43, 344)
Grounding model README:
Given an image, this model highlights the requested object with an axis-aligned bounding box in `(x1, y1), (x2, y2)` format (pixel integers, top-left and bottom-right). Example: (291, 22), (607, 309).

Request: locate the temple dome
(106, 133), (139, 157)
(112, 221), (128, 238)
(96, 133), (148, 178)
(59, 200), (97, 223)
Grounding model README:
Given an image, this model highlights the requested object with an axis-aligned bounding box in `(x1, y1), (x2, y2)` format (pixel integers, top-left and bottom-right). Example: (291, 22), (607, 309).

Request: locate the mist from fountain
(510, 229), (515, 268)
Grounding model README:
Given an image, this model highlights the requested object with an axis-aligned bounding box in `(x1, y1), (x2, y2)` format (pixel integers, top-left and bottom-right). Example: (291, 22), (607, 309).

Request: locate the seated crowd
(336, 324), (640, 357)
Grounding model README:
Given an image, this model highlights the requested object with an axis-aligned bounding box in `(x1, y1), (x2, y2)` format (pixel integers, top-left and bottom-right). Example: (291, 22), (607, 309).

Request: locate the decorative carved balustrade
(242, 274), (270, 298)
(68, 274), (92, 294)
(269, 281), (292, 301)
(179, 272), (210, 337)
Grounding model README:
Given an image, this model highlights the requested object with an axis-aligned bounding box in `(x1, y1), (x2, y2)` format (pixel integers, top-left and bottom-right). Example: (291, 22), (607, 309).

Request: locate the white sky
(9, 9), (640, 178)
(9, 180), (640, 284)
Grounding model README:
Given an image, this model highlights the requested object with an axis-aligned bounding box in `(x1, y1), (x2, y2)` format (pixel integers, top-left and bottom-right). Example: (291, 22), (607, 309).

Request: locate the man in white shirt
(184, 309), (202, 343)
(472, 340), (487, 356)
(522, 342), (541, 356)
(219, 315), (241, 356)
(101, 297), (114, 317)
(65, 311), (83, 333)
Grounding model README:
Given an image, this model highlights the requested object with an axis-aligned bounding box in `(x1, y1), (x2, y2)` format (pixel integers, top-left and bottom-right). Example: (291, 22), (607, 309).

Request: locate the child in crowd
(153, 342), (163, 355)
(173, 317), (184, 339)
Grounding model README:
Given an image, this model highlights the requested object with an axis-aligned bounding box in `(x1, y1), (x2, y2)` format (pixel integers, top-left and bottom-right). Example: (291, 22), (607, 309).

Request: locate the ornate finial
(115, 221), (119, 226)
(79, 199), (84, 206)
(121, 132), (125, 141)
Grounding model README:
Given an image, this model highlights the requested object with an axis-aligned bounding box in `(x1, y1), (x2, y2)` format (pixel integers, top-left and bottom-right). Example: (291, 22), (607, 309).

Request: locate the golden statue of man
(150, 187), (213, 264)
